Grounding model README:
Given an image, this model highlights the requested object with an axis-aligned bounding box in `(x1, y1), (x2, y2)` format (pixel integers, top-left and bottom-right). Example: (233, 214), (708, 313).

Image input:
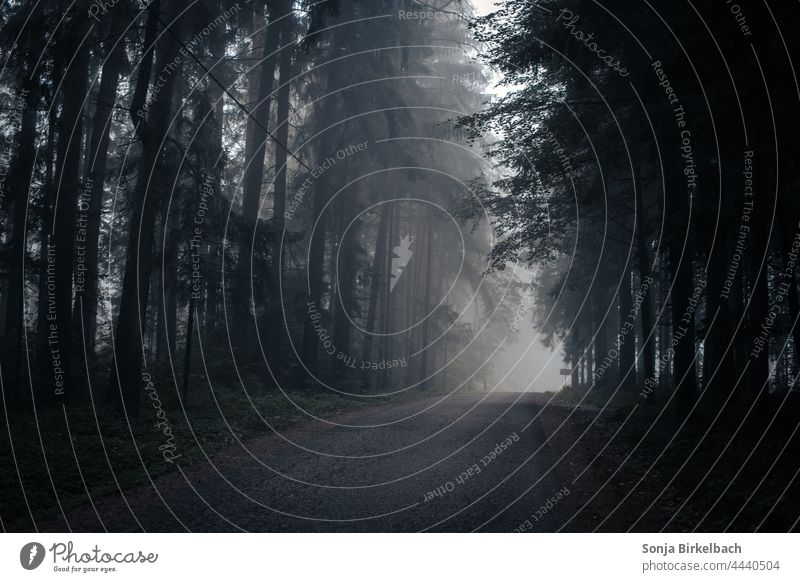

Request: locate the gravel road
(42, 392), (600, 532)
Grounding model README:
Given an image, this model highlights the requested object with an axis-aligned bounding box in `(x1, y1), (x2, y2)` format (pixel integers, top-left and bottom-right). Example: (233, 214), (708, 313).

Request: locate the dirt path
(33, 392), (797, 532)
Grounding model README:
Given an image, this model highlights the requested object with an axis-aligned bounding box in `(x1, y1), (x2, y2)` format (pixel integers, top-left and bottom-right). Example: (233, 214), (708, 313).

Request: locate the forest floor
(0, 377), (382, 531)
(3, 390), (799, 532)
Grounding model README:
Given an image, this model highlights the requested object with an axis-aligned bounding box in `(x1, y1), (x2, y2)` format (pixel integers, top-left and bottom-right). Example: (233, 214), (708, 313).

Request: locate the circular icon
(20, 542), (45, 570)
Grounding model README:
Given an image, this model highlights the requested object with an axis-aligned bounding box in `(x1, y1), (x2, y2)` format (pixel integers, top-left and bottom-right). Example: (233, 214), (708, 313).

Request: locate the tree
(110, 0), (185, 415)
(51, 0), (92, 398)
(73, 0), (132, 375)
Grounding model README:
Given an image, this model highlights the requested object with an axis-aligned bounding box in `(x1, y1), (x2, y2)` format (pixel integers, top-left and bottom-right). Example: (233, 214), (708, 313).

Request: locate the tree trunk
(361, 202), (390, 378)
(202, 0), (226, 335)
(780, 214), (800, 364)
(182, 293), (196, 402)
(746, 177), (771, 425)
(380, 204), (396, 389)
(331, 199), (361, 382)
(157, 214), (178, 364)
(669, 240), (698, 418)
(73, 8), (127, 370)
(420, 213), (434, 388)
(618, 256), (636, 392)
(633, 161), (654, 388)
(109, 0), (184, 415)
(51, 0), (92, 399)
(238, 3), (280, 360)
(268, 8), (293, 375)
(570, 347), (580, 389)
(592, 279), (608, 387)
(3, 79), (39, 403)
(301, 180), (328, 379)
(586, 334), (594, 382)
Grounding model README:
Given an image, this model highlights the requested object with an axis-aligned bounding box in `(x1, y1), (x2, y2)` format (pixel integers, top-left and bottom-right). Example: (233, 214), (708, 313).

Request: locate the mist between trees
(0, 0), (796, 452)
(0, 0), (515, 422)
(0, 0), (796, 437)
(456, 0), (800, 428)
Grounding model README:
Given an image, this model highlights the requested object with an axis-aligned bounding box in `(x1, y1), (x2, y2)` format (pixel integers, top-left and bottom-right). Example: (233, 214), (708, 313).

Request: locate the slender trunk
(3, 80), (39, 403)
(441, 308), (449, 390)
(238, 4), (280, 359)
(780, 215), (800, 364)
(404, 214), (422, 386)
(633, 161), (654, 387)
(129, 1), (160, 131)
(592, 279), (608, 387)
(586, 335), (594, 381)
(154, 245), (166, 357)
(570, 347), (580, 389)
(420, 214), (434, 388)
(301, 181), (327, 378)
(182, 293), (196, 402)
(703, 224), (735, 406)
(655, 261), (670, 395)
(331, 203), (360, 382)
(157, 216), (178, 364)
(618, 254), (636, 392)
(579, 352), (585, 386)
(52, 0), (92, 399)
(109, 0), (184, 415)
(268, 11), (293, 374)
(669, 240), (697, 417)
(380, 204), (396, 389)
(731, 266), (748, 399)
(203, 0), (226, 335)
(746, 178), (771, 424)
(38, 91), (60, 345)
(361, 203), (390, 376)
(73, 11), (127, 369)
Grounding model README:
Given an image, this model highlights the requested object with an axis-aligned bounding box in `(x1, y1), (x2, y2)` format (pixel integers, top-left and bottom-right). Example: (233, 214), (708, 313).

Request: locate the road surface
(41, 392), (625, 532)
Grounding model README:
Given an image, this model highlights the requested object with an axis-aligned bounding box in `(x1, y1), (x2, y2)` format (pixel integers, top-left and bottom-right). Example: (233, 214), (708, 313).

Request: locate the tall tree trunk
(331, 200), (360, 382)
(38, 98), (59, 343)
(669, 240), (698, 418)
(658, 259), (673, 395)
(404, 214), (422, 386)
(238, 2), (280, 360)
(586, 333), (594, 382)
(379, 204), (396, 390)
(780, 213), (800, 364)
(73, 7), (128, 373)
(51, 0), (92, 399)
(361, 202), (390, 378)
(570, 346), (580, 389)
(419, 214), (434, 388)
(746, 172), (771, 424)
(3, 79), (39, 403)
(182, 293), (196, 402)
(633, 161), (654, 387)
(36, 51), (66, 401)
(109, 0), (184, 415)
(268, 8), (293, 375)
(202, 0), (226, 335)
(301, 179), (328, 379)
(703, 213), (735, 407)
(618, 255), (636, 392)
(157, 212), (178, 365)
(592, 277), (608, 387)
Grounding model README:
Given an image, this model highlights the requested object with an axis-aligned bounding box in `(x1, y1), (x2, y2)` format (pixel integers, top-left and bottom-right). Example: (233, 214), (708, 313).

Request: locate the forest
(1, 0), (800, 533)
